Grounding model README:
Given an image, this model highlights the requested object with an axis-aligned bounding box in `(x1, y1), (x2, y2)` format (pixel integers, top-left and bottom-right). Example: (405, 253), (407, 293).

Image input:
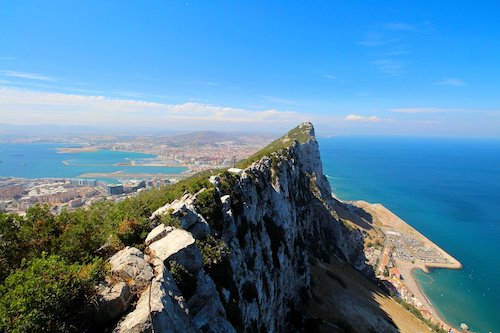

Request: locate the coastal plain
(348, 200), (462, 331)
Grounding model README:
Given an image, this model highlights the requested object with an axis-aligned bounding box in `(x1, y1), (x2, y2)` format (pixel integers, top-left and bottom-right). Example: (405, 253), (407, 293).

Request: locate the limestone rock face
(109, 247), (154, 290)
(96, 247), (154, 324)
(145, 224), (173, 246)
(113, 260), (199, 333)
(96, 282), (132, 322)
(187, 272), (236, 333)
(150, 192), (210, 239)
(148, 228), (203, 272)
(201, 122), (366, 332)
(103, 122), (367, 333)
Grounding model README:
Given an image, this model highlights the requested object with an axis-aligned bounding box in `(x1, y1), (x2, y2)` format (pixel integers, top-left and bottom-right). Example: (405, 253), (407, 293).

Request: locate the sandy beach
(56, 147), (100, 153)
(77, 171), (193, 179)
(355, 201), (462, 271)
(352, 200), (462, 331)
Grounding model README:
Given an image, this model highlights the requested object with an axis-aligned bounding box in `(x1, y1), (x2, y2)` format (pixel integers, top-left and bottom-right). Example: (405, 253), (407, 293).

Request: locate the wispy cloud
(0, 56), (16, 61)
(413, 120), (441, 125)
(358, 32), (400, 47)
(0, 70), (55, 81)
(344, 114), (381, 122)
(322, 74), (337, 80)
(369, 59), (405, 76)
(0, 88), (307, 130)
(382, 22), (416, 32)
(359, 22), (421, 76)
(259, 95), (298, 105)
(190, 80), (219, 86)
(434, 77), (466, 86)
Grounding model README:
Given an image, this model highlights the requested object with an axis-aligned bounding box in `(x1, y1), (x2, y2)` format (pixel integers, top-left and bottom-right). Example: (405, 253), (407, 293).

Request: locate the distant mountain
(159, 130), (274, 146)
(0, 124), (277, 143)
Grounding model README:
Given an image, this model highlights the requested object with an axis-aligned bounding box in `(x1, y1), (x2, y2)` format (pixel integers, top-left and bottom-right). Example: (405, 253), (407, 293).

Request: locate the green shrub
(235, 123), (312, 169)
(0, 213), (23, 281)
(160, 213), (181, 228)
(197, 235), (229, 270)
(116, 217), (149, 248)
(168, 260), (197, 299)
(0, 254), (107, 333)
(218, 171), (238, 196)
(194, 188), (224, 233)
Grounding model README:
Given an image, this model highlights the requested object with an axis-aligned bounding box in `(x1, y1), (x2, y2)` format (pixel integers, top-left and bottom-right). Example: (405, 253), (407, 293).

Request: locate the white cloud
(0, 88), (307, 130)
(344, 114), (381, 122)
(434, 78), (466, 86)
(0, 70), (54, 81)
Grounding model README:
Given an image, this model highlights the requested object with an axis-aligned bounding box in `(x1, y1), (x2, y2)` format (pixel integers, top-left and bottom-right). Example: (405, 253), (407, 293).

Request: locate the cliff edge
(96, 122), (429, 333)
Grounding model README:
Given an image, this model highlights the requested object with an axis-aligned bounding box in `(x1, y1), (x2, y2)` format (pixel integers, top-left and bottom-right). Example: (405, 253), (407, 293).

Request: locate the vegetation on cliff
(235, 122), (313, 169)
(0, 122), (442, 332)
(0, 169), (222, 332)
(0, 125), (314, 332)
(0, 123), (319, 332)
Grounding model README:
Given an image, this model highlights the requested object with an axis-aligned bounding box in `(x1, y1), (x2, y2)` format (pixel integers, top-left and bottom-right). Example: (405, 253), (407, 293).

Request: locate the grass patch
(235, 122), (313, 169)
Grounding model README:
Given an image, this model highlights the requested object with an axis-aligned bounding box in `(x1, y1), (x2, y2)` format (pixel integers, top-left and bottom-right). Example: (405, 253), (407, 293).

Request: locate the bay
(0, 143), (187, 181)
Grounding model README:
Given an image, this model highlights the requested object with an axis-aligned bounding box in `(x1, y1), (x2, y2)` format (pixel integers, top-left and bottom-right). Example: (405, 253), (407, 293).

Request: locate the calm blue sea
(319, 136), (500, 333)
(0, 143), (187, 182)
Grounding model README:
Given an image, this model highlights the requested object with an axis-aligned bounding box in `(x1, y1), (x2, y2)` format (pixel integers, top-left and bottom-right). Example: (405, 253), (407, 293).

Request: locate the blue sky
(0, 1), (499, 137)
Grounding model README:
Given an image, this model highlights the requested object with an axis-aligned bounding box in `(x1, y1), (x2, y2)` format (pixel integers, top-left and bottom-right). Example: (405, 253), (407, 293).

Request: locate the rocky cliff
(97, 122), (371, 332)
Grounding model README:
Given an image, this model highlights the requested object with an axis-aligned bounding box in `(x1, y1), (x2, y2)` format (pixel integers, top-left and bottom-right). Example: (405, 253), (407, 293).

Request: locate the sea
(319, 136), (500, 333)
(0, 143), (187, 182)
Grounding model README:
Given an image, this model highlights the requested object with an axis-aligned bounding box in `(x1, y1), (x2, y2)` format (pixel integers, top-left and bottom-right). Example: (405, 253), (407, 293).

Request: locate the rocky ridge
(96, 122), (372, 332)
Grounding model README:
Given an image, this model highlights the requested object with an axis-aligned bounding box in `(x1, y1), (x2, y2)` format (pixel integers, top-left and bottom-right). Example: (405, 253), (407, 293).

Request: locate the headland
(349, 200), (463, 331)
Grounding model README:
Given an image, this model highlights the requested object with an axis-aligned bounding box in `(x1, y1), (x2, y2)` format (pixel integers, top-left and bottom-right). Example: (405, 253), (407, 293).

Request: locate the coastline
(56, 146), (202, 172)
(349, 200), (463, 331)
(77, 171), (193, 179)
(56, 147), (100, 153)
(409, 266), (458, 330)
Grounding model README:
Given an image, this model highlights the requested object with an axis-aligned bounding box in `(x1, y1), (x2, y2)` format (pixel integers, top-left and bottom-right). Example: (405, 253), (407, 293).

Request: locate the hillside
(0, 122), (438, 332)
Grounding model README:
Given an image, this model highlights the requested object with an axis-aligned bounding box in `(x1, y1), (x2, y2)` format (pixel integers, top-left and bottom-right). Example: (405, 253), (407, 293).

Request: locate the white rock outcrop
(145, 224), (173, 246)
(114, 260), (198, 333)
(109, 246), (154, 290)
(148, 228), (202, 272)
(150, 193), (210, 239)
(96, 282), (132, 322)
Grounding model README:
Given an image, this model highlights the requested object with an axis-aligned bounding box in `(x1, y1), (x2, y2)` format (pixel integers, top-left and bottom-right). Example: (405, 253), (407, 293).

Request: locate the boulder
(148, 229), (203, 272)
(150, 193), (210, 239)
(109, 247), (154, 290)
(113, 261), (199, 333)
(145, 224), (173, 246)
(96, 247), (153, 324)
(97, 282), (132, 321)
